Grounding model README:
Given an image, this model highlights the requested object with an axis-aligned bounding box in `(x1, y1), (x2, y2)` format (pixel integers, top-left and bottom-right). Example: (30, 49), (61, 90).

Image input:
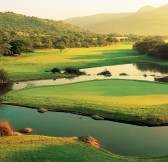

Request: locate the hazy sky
(0, 0), (168, 20)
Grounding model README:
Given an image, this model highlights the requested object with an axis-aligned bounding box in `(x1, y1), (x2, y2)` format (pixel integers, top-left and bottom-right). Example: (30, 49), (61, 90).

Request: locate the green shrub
(51, 68), (60, 74)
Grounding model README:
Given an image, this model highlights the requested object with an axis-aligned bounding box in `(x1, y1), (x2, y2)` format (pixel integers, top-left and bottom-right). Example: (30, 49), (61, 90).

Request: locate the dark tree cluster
(0, 31), (33, 56)
(133, 38), (168, 59)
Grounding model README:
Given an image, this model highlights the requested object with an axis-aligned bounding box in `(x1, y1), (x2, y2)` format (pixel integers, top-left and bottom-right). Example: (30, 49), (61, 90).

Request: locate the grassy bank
(0, 135), (129, 162)
(1, 79), (168, 126)
(1, 44), (168, 81)
(0, 135), (167, 162)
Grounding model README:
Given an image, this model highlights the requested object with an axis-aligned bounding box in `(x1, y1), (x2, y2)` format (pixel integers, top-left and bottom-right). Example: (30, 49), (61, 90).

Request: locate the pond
(0, 104), (168, 158)
(13, 63), (168, 90)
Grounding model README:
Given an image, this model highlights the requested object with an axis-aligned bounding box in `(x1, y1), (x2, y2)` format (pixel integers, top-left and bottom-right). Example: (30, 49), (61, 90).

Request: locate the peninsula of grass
(1, 79), (168, 126)
(1, 135), (168, 162)
(1, 44), (168, 81)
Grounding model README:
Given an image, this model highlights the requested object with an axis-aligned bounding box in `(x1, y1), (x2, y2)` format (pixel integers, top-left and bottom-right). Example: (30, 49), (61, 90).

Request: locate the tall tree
(10, 39), (33, 55)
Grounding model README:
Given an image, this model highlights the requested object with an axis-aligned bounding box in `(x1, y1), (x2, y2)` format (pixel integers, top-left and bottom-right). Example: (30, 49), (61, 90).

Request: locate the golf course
(0, 3), (168, 161)
(0, 44), (168, 161)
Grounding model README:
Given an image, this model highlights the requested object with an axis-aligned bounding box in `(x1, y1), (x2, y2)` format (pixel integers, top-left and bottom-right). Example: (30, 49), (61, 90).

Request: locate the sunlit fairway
(1, 44), (168, 81)
(2, 79), (168, 125)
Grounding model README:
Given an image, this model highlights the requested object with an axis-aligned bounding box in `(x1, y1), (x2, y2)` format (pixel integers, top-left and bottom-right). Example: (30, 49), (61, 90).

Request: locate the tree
(152, 43), (168, 59)
(97, 36), (106, 46)
(10, 39), (33, 55)
(53, 41), (65, 52)
(106, 36), (118, 45)
(133, 41), (149, 54)
(133, 39), (164, 54)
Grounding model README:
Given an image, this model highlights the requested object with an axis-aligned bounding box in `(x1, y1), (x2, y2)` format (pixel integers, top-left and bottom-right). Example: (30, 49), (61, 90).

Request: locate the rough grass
(1, 44), (167, 81)
(0, 135), (167, 162)
(1, 79), (168, 125)
(0, 121), (13, 137)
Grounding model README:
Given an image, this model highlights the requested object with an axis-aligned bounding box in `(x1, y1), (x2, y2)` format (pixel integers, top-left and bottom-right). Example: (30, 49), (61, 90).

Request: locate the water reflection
(134, 63), (168, 74)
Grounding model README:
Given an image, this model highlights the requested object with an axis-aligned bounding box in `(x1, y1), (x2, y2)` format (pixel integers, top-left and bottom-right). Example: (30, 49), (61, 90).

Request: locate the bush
(155, 76), (168, 82)
(0, 82), (13, 95)
(97, 70), (112, 77)
(0, 121), (14, 136)
(64, 67), (86, 75)
(51, 68), (60, 74)
(119, 73), (128, 76)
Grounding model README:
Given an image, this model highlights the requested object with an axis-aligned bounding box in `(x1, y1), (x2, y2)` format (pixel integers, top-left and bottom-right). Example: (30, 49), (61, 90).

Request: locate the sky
(0, 0), (168, 20)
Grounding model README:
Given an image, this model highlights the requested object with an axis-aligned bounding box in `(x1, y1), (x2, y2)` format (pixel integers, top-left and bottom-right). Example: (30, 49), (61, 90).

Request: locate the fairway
(2, 79), (168, 125)
(1, 44), (168, 81)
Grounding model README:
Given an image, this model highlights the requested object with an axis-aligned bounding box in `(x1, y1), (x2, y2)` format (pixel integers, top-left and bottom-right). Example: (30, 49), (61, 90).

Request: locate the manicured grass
(0, 135), (167, 162)
(1, 44), (167, 81)
(0, 135), (128, 162)
(2, 79), (168, 125)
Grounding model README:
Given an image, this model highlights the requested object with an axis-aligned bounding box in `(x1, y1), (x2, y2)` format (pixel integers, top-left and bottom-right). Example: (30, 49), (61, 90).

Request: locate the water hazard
(0, 104), (168, 157)
(13, 63), (168, 90)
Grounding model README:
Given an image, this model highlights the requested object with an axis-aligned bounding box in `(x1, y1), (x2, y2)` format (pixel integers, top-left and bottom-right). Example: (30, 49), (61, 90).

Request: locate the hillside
(65, 13), (132, 29)
(136, 5), (156, 13)
(64, 5), (168, 35)
(0, 12), (103, 49)
(0, 12), (88, 36)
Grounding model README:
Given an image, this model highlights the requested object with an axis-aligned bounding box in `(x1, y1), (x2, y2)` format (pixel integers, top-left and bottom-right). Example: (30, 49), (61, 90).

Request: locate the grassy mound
(0, 135), (167, 162)
(0, 135), (128, 162)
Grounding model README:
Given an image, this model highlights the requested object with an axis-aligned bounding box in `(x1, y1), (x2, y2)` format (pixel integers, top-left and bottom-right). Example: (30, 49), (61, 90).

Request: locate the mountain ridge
(64, 4), (168, 35)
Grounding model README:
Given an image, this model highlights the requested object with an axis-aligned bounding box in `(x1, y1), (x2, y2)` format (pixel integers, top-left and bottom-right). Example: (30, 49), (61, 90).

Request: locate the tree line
(0, 12), (119, 56)
(133, 38), (168, 59)
(0, 31), (119, 55)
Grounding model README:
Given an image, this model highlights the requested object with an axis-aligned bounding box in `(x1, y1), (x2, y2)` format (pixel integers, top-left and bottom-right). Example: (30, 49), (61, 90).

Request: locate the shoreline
(1, 101), (168, 127)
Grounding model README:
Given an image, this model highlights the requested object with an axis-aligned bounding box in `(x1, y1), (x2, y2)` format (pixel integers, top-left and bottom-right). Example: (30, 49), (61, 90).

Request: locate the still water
(13, 63), (168, 90)
(0, 104), (168, 158)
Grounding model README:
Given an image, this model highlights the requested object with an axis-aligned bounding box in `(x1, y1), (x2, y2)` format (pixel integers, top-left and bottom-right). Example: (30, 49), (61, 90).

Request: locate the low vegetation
(119, 73), (128, 76)
(0, 121), (13, 136)
(97, 70), (112, 76)
(155, 76), (168, 82)
(1, 79), (168, 126)
(51, 67), (61, 74)
(64, 67), (86, 75)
